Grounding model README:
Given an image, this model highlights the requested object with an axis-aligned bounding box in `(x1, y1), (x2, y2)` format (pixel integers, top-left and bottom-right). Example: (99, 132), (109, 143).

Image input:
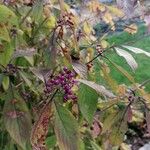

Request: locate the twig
(139, 79), (150, 88)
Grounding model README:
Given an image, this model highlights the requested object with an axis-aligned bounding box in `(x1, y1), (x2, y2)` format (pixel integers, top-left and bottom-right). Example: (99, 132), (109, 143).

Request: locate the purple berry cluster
(3, 64), (17, 75)
(45, 67), (77, 102)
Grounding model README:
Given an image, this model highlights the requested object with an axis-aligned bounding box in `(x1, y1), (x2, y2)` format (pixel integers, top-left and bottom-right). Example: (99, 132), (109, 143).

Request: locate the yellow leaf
(103, 12), (115, 30)
(132, 110), (144, 123)
(124, 24), (138, 34)
(100, 40), (109, 49)
(64, 3), (70, 11)
(117, 84), (127, 96)
(83, 22), (92, 35)
(46, 15), (56, 29)
(120, 143), (131, 150)
(107, 5), (124, 17)
(88, 1), (105, 12)
(87, 47), (94, 60)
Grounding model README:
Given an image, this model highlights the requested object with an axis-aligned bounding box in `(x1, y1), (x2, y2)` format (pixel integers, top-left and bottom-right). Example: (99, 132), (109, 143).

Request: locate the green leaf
(24, 56), (34, 66)
(46, 135), (57, 149)
(100, 63), (118, 93)
(0, 5), (18, 27)
(54, 103), (79, 150)
(90, 141), (102, 150)
(107, 108), (128, 145)
(44, 33), (57, 68)
(0, 24), (10, 42)
(77, 79), (115, 98)
(31, 0), (43, 23)
(0, 43), (14, 66)
(0, 74), (3, 86)
(79, 139), (85, 150)
(19, 71), (32, 87)
(3, 89), (32, 150)
(106, 58), (135, 83)
(102, 111), (118, 133)
(78, 83), (98, 124)
(2, 76), (9, 91)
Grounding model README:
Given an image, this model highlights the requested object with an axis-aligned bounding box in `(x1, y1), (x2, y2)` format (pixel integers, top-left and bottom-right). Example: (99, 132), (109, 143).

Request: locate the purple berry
(71, 95), (77, 100)
(44, 67), (77, 102)
(63, 67), (68, 72)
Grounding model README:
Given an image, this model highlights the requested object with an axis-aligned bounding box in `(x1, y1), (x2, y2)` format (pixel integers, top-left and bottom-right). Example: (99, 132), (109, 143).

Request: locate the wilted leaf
(78, 83), (99, 124)
(54, 103), (79, 150)
(115, 47), (138, 71)
(146, 109), (150, 134)
(3, 89), (32, 149)
(127, 105), (132, 123)
(12, 48), (36, 59)
(72, 61), (87, 79)
(91, 120), (102, 138)
(77, 79), (116, 98)
(31, 102), (52, 150)
(30, 68), (52, 82)
(122, 45), (150, 57)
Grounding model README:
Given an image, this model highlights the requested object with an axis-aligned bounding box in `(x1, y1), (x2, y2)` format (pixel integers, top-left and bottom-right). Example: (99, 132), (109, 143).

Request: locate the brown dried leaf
(72, 61), (87, 79)
(91, 120), (102, 138)
(146, 109), (150, 134)
(31, 102), (53, 150)
(127, 105), (133, 123)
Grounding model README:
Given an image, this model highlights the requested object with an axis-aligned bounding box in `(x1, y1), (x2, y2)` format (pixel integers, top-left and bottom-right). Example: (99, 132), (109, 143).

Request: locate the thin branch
(139, 79), (150, 88)
(86, 33), (150, 64)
